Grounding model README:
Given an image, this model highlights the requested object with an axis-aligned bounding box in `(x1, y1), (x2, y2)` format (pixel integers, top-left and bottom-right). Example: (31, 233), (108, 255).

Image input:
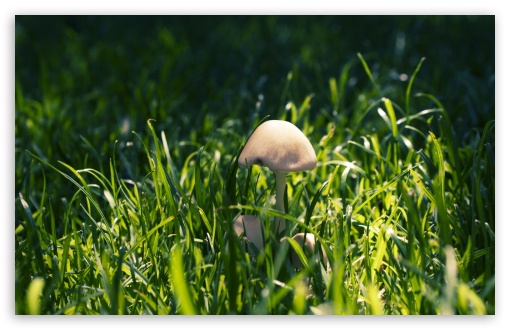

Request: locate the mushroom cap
(233, 215), (265, 256)
(238, 120), (317, 172)
(288, 233), (327, 269)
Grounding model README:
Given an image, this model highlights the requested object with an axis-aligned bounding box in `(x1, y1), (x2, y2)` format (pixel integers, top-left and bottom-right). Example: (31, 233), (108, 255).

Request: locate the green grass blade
(357, 53), (379, 90)
(429, 131), (450, 245)
(26, 277), (45, 315)
(171, 244), (197, 315)
(405, 57), (426, 118)
(382, 97), (398, 139)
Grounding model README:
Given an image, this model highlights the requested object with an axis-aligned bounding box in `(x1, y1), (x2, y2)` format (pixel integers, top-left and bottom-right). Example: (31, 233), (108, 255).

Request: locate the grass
(14, 16), (495, 315)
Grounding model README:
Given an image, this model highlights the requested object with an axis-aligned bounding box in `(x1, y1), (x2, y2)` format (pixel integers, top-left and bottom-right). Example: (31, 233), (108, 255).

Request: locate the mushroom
(287, 233), (327, 270)
(238, 120), (317, 235)
(233, 214), (265, 256)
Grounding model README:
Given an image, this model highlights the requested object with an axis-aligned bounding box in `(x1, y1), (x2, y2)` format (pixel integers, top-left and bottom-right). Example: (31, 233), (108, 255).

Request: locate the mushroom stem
(233, 215), (265, 256)
(274, 171), (287, 234)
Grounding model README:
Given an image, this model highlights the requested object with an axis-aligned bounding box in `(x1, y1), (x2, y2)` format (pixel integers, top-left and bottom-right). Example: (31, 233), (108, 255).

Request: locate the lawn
(15, 15), (495, 315)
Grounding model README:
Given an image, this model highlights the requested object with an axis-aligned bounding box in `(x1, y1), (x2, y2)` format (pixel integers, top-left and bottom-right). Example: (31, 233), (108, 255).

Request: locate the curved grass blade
(304, 181), (329, 228)
(357, 53), (379, 91)
(26, 151), (114, 248)
(352, 166), (416, 215)
(405, 57), (426, 118)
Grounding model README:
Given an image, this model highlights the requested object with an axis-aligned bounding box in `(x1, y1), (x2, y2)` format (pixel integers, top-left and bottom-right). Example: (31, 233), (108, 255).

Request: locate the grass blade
(171, 243), (197, 315)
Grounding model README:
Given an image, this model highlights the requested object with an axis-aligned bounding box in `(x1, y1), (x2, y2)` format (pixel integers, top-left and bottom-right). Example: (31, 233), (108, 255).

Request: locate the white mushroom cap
(288, 233), (327, 269)
(233, 215), (265, 256)
(238, 120), (317, 172)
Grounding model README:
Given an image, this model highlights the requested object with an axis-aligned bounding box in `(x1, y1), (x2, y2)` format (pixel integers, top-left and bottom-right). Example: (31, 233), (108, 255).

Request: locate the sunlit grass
(15, 53), (494, 314)
(15, 16), (494, 315)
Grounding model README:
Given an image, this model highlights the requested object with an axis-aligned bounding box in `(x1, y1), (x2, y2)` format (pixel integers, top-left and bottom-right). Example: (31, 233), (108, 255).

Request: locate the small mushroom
(238, 120), (317, 234)
(288, 233), (327, 269)
(233, 214), (265, 256)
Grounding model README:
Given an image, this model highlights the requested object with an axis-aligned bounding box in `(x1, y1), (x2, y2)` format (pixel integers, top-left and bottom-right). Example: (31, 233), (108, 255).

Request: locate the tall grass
(15, 49), (494, 314)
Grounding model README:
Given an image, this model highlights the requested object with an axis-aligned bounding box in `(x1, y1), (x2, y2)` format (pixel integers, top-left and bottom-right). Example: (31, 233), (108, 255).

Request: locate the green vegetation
(15, 16), (495, 315)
